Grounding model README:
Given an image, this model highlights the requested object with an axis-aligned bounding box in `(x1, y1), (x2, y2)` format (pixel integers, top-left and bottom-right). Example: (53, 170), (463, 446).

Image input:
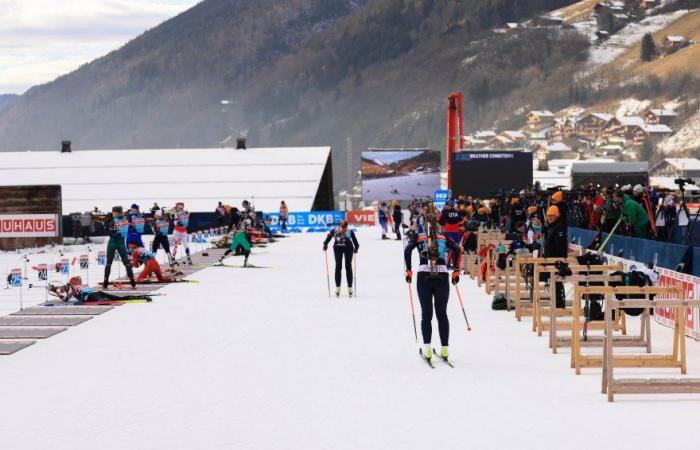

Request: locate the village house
(594, 2), (630, 33)
(500, 130), (527, 144)
(663, 35), (690, 54)
(645, 109), (678, 125)
(552, 116), (579, 140)
(526, 110), (555, 129)
(640, 0), (659, 9)
(649, 158), (700, 184)
(631, 123), (673, 146)
(486, 135), (517, 149)
(577, 113), (614, 139)
(603, 116), (645, 141)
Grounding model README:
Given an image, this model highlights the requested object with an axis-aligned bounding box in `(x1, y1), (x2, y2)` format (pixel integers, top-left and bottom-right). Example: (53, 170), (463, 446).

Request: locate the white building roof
(649, 109), (678, 117)
(529, 110), (554, 118)
(590, 113), (614, 122)
(618, 116), (645, 127)
(547, 142), (571, 152)
(475, 130), (497, 139)
(502, 130), (527, 140)
(662, 158), (700, 171)
(643, 124), (673, 133)
(0, 147), (331, 213)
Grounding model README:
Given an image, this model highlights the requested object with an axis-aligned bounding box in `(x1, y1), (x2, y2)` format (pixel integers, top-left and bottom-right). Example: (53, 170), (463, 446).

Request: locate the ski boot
(422, 345), (433, 360)
(243, 256), (249, 268)
(216, 256), (225, 265)
(381, 234), (388, 240)
(335, 287), (341, 298)
(187, 256), (193, 265)
(440, 347), (449, 359)
(348, 287), (354, 298)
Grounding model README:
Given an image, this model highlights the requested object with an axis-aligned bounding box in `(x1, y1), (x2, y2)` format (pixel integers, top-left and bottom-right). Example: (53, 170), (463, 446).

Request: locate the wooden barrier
(544, 266), (624, 354)
(602, 294), (700, 402)
(569, 286), (684, 375)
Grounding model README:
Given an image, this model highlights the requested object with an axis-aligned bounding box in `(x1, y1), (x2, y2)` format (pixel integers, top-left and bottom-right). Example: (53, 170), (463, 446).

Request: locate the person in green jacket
(102, 206), (136, 288)
(613, 191), (649, 238)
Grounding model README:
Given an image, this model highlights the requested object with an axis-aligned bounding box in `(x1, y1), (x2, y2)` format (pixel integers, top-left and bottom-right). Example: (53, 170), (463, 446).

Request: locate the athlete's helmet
(69, 276), (82, 285)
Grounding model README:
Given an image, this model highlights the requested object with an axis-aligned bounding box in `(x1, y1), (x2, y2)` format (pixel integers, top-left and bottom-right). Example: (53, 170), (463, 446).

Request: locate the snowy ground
(362, 172), (440, 201)
(575, 9), (690, 73)
(1, 228), (700, 449)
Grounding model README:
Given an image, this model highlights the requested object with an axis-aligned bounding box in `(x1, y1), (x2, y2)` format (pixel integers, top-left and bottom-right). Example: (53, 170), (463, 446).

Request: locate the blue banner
(265, 211), (345, 232)
(434, 190), (449, 210)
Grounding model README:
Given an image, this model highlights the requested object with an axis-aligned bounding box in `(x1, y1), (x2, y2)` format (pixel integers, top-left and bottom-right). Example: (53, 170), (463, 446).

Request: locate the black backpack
(492, 293), (507, 310)
(610, 271), (654, 316)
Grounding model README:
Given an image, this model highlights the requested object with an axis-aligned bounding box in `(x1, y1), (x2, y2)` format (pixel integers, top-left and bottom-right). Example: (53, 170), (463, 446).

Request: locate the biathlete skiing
(404, 203), (461, 365)
(323, 220), (359, 297)
(217, 227), (252, 267)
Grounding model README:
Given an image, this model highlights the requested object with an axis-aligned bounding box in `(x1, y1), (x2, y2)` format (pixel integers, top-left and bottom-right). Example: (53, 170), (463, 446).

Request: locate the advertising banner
(434, 190), (449, 210)
(0, 214), (59, 238)
(346, 211), (376, 226)
(266, 211), (345, 230)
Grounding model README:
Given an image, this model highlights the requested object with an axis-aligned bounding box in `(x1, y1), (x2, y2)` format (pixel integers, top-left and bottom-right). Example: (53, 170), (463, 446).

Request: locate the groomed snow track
(0, 228), (699, 449)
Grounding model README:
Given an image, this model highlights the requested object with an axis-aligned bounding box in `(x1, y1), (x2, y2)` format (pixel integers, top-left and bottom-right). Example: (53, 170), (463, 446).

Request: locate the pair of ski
(212, 263), (267, 269)
(418, 348), (454, 369)
(109, 279), (199, 288)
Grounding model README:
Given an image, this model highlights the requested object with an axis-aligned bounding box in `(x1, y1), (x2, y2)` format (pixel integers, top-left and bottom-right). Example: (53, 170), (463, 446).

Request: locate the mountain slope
(0, 0), (582, 190)
(0, 94), (17, 116)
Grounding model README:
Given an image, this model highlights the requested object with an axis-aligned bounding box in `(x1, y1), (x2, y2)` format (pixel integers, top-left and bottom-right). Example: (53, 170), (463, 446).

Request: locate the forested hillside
(0, 0), (582, 189)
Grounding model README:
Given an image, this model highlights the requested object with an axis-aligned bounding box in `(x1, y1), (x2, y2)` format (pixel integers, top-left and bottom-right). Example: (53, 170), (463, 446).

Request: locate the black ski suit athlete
(404, 233), (461, 346)
(323, 227), (360, 288)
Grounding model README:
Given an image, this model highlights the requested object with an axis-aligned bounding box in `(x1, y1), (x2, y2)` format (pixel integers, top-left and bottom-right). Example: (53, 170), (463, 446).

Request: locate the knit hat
(551, 191), (563, 203)
(633, 184), (644, 194)
(546, 205), (560, 218)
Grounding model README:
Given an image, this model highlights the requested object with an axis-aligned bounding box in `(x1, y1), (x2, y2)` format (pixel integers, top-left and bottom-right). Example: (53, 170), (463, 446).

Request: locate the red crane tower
(446, 92), (464, 191)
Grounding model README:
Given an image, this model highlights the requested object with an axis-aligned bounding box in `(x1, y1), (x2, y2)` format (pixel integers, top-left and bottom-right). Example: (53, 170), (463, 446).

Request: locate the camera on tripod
(674, 178), (696, 191)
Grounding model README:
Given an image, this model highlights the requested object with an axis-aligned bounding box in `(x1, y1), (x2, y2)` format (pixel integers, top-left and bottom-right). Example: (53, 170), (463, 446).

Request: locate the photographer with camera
(612, 191), (649, 239)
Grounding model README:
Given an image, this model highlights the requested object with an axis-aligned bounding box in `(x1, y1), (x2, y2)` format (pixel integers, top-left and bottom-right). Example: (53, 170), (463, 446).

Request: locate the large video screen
(450, 151), (532, 198)
(361, 149), (440, 201)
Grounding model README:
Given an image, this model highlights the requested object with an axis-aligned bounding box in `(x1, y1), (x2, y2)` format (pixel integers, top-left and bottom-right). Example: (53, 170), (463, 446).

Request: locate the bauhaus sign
(0, 214), (59, 238)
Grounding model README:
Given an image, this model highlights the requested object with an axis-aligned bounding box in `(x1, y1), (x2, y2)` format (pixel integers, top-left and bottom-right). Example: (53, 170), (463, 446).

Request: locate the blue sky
(0, 0), (200, 94)
(363, 151), (424, 164)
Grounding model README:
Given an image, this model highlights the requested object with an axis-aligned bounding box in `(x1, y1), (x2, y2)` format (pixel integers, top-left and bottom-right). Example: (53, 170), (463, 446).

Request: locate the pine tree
(641, 33), (658, 62)
(640, 139), (655, 162)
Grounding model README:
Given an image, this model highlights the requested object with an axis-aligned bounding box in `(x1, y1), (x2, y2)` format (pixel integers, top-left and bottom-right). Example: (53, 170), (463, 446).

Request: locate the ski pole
(353, 253), (357, 297)
(323, 250), (331, 298)
(454, 284), (472, 331)
(407, 283), (418, 342)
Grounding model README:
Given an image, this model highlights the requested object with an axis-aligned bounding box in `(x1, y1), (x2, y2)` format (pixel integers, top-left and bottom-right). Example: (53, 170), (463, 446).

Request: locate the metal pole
(454, 284), (472, 331)
(324, 251), (331, 298)
(407, 283), (418, 342)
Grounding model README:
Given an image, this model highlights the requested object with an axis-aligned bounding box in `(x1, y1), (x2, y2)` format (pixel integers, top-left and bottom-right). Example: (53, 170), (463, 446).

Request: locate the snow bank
(658, 108), (700, 154)
(615, 98), (652, 117)
(578, 9), (690, 69)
